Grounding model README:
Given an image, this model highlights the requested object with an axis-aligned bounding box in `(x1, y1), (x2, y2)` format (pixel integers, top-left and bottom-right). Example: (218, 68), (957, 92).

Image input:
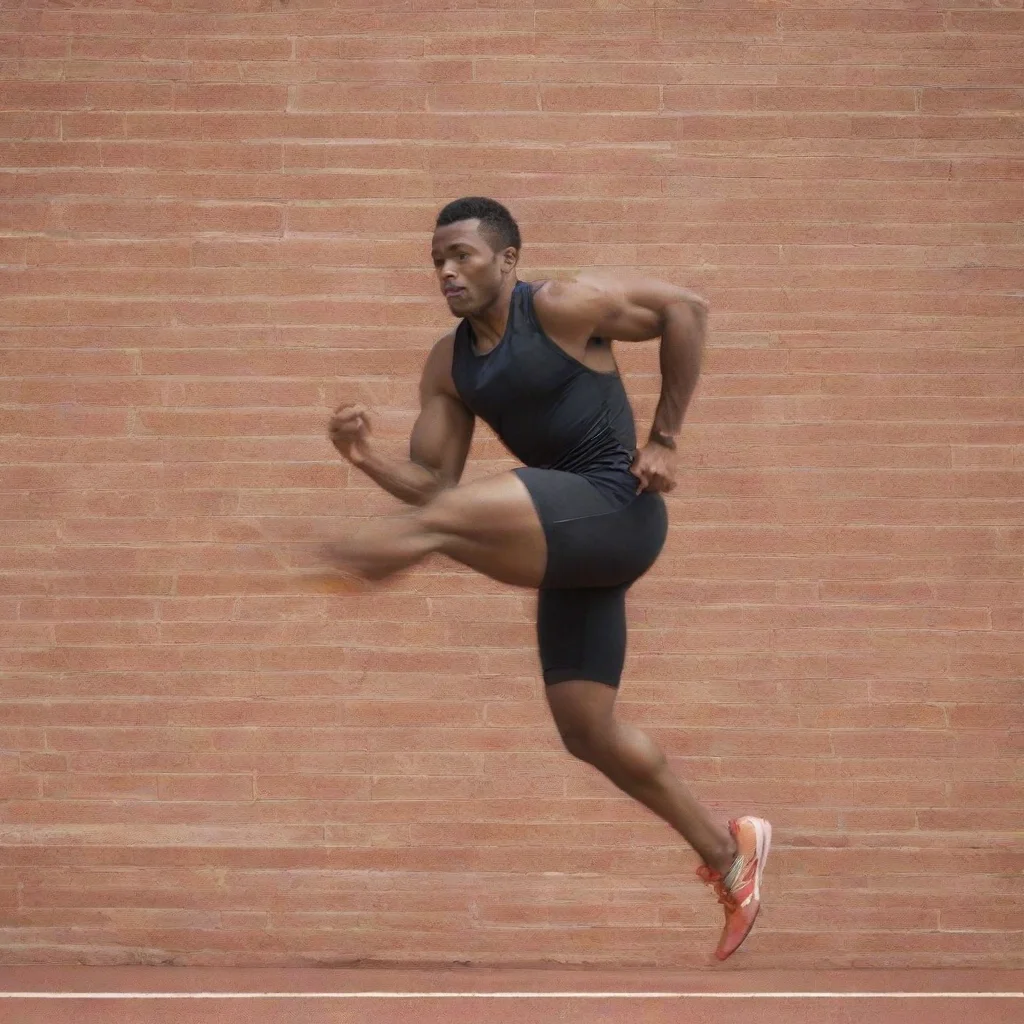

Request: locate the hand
(328, 403), (372, 465)
(630, 440), (677, 494)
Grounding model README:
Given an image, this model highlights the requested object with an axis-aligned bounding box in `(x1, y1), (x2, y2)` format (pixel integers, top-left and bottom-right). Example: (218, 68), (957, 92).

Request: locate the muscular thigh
(423, 471), (548, 588)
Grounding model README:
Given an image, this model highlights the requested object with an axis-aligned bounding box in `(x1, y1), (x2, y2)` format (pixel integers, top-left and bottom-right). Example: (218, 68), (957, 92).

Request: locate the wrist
(348, 441), (373, 469)
(648, 429), (677, 451)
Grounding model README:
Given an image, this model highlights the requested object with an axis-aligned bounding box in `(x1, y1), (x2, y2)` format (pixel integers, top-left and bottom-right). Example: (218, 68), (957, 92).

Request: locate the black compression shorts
(514, 467), (668, 688)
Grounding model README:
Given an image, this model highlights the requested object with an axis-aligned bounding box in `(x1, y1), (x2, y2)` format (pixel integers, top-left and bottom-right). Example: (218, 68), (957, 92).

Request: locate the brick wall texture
(1, 1), (1022, 970)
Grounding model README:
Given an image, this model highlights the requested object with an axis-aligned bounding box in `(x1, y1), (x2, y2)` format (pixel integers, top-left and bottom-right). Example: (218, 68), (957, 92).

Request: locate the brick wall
(1, 2), (1021, 969)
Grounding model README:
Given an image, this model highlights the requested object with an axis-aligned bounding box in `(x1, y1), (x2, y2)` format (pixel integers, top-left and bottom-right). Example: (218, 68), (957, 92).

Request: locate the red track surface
(1, 968), (1020, 1024)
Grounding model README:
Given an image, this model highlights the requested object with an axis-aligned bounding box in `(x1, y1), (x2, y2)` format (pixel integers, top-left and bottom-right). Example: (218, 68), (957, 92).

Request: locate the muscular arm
(348, 334), (474, 506)
(534, 273), (708, 447)
(645, 294), (707, 447)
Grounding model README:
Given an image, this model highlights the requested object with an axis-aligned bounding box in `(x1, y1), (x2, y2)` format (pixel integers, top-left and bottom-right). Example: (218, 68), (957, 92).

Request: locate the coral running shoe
(696, 815), (772, 961)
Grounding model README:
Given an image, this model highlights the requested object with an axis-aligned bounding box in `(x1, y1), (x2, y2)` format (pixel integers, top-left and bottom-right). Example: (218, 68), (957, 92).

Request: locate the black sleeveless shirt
(451, 280), (639, 504)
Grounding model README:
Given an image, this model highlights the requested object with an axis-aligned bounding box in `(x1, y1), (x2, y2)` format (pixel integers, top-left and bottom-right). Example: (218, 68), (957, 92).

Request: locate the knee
(419, 487), (468, 538)
(556, 717), (610, 764)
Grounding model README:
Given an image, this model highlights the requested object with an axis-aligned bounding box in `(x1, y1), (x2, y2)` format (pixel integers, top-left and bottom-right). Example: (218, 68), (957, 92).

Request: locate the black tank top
(451, 280), (638, 504)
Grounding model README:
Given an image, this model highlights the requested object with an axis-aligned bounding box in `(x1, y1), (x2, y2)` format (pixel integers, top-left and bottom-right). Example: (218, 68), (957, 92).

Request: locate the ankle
(709, 836), (738, 876)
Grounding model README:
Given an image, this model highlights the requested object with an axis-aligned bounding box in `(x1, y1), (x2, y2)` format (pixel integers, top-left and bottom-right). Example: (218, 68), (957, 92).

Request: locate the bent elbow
(678, 289), (709, 313)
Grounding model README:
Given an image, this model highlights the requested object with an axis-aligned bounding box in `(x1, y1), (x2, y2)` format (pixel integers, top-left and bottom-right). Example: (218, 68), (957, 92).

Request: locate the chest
(457, 331), (576, 414)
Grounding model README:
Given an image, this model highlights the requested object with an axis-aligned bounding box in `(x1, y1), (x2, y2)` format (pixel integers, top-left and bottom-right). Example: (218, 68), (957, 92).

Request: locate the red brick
(430, 84), (540, 113)
(536, 11), (656, 35)
(757, 87), (918, 112)
(305, 58), (473, 84)
(782, 12), (946, 33)
(63, 59), (189, 83)
(0, 776), (42, 800)
(28, 238), (192, 268)
(297, 37), (424, 61)
(68, 36), (187, 61)
(948, 11), (1024, 33)
(659, 10), (780, 37)
(288, 84), (426, 113)
(541, 84), (660, 113)
(143, 142), (283, 172)
(187, 38), (292, 62)
(0, 34), (67, 60)
(171, 84), (287, 111)
(0, 200), (50, 231)
(182, 61), (241, 86)
(922, 88), (1023, 114)
(921, 808), (1023, 832)
(55, 200), (283, 236)
(60, 112), (126, 138)
(0, 56), (62, 82)
(156, 775), (255, 802)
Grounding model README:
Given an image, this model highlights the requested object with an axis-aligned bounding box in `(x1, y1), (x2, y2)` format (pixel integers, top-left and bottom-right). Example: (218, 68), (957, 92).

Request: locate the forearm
(350, 442), (445, 506)
(650, 297), (707, 445)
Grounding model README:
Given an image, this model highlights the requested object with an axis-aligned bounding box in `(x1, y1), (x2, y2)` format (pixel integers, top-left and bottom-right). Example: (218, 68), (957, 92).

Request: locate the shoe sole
(752, 817), (772, 903)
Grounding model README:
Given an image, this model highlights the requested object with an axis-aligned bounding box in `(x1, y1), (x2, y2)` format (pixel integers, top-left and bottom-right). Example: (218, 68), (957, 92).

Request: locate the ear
(500, 246), (519, 273)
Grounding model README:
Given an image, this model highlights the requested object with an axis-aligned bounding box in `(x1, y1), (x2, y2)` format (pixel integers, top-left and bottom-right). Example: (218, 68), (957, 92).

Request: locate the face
(431, 219), (516, 316)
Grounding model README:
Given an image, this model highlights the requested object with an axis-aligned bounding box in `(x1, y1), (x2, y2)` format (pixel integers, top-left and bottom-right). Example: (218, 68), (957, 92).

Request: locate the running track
(1, 968), (1021, 1024)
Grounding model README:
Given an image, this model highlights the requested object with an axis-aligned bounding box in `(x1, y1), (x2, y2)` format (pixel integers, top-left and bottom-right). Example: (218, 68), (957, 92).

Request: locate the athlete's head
(432, 197), (521, 315)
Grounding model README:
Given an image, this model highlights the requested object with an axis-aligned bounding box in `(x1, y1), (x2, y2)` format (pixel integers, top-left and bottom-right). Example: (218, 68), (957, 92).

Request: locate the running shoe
(696, 815), (772, 961)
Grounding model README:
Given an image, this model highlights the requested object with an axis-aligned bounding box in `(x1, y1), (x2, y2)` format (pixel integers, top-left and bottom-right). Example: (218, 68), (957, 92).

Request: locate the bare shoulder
(541, 272), (706, 306)
(427, 329), (457, 361)
(534, 272), (707, 344)
(531, 275), (618, 347)
(532, 270), (688, 324)
(533, 275), (617, 323)
(420, 330), (460, 399)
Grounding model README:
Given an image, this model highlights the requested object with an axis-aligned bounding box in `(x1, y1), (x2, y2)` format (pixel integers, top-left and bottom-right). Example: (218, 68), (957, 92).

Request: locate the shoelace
(696, 864), (739, 912)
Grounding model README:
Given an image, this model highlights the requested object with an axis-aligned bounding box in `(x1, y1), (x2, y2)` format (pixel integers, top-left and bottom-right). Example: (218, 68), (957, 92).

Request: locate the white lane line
(0, 992), (1021, 999)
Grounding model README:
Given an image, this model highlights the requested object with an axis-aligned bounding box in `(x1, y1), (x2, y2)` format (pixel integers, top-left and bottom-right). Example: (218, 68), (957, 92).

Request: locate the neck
(467, 275), (518, 350)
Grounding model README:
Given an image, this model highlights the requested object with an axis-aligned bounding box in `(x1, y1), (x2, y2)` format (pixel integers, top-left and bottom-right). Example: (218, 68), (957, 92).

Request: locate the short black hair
(435, 196), (521, 254)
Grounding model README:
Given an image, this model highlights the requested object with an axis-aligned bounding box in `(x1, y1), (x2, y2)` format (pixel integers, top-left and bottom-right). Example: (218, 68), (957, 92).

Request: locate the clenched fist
(328, 403), (372, 466)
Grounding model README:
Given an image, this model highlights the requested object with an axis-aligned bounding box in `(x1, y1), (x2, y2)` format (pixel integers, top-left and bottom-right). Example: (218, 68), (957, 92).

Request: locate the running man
(324, 197), (771, 960)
